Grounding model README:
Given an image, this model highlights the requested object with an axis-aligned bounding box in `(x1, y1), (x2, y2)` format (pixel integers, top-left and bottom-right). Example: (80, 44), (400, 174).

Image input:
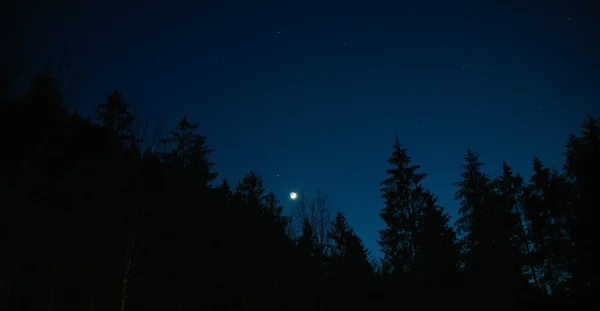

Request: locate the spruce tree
(329, 211), (353, 259)
(95, 89), (135, 146)
(415, 191), (460, 285)
(564, 116), (600, 301)
(453, 148), (505, 305)
(378, 137), (425, 274)
(495, 162), (540, 289)
(327, 211), (372, 309)
(264, 191), (284, 221)
(328, 211), (372, 277)
(215, 179), (233, 203)
(298, 215), (319, 257)
(453, 148), (493, 256)
(522, 157), (573, 295)
(235, 170), (267, 209)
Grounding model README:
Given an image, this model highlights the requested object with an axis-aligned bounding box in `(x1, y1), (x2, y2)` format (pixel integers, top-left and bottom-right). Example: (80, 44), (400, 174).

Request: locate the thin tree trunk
(120, 252), (131, 311)
(121, 204), (140, 311)
(409, 200), (417, 273)
(516, 205), (541, 288)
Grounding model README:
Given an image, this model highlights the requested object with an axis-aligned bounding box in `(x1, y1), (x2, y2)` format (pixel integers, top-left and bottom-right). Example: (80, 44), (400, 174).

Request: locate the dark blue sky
(19, 0), (600, 259)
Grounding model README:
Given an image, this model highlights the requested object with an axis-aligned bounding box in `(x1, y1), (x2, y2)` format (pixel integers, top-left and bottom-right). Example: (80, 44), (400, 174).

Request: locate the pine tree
(161, 116), (217, 187)
(329, 211), (353, 259)
(453, 148), (519, 307)
(415, 191), (460, 284)
(328, 211), (372, 276)
(264, 191), (284, 221)
(378, 137), (425, 274)
(327, 211), (373, 310)
(564, 116), (600, 301)
(186, 133), (217, 187)
(294, 213), (327, 310)
(495, 162), (540, 290)
(389, 190), (460, 307)
(345, 234), (372, 277)
(298, 215), (319, 257)
(522, 157), (573, 296)
(95, 89), (135, 146)
(162, 116), (196, 165)
(215, 179), (233, 202)
(235, 170), (267, 209)
(488, 162), (533, 303)
(453, 148), (492, 255)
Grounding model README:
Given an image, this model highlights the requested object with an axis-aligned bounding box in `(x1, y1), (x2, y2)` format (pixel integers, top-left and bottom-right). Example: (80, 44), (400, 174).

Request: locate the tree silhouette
(235, 170), (267, 208)
(414, 191), (461, 305)
(96, 89), (135, 148)
(453, 148), (505, 306)
(564, 116), (600, 303)
(327, 211), (373, 310)
(378, 137), (426, 275)
(1, 69), (598, 310)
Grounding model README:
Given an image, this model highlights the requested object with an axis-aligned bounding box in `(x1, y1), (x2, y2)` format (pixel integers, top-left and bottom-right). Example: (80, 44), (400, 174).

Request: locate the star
(528, 20), (532, 23)
(276, 31), (281, 35)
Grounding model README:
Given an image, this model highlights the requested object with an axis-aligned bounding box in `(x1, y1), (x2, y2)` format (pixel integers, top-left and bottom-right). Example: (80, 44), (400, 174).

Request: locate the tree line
(0, 73), (598, 310)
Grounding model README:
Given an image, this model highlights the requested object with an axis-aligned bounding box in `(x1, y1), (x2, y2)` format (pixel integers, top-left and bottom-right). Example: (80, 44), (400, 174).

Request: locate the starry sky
(15, 0), (600, 259)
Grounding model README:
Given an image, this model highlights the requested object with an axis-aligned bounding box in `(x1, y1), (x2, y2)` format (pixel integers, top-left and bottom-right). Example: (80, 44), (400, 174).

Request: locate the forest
(0, 72), (598, 311)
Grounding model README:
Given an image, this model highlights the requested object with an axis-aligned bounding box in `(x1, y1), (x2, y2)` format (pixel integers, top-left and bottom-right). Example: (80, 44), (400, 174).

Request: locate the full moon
(290, 192), (297, 200)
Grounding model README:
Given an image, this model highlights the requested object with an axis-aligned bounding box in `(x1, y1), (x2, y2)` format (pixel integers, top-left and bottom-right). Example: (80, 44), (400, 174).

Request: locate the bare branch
(312, 191), (333, 253)
(148, 117), (165, 154)
(294, 190), (333, 253)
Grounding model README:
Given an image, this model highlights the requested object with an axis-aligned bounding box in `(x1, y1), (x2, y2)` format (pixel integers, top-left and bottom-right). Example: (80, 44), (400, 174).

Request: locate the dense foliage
(0, 73), (598, 310)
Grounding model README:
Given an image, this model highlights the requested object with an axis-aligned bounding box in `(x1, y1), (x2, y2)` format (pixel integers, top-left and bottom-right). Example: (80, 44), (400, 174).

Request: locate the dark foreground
(0, 73), (598, 310)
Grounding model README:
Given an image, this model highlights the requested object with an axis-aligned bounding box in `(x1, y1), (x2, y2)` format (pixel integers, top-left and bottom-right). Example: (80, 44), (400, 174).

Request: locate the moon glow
(290, 192), (297, 200)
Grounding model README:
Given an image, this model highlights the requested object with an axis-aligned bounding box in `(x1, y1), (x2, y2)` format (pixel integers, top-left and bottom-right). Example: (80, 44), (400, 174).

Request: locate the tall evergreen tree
(161, 115), (217, 188)
(415, 192), (460, 284)
(329, 211), (353, 259)
(453, 148), (491, 255)
(298, 215), (319, 257)
(235, 170), (267, 209)
(95, 89), (135, 147)
(328, 211), (372, 276)
(327, 211), (373, 310)
(378, 137), (425, 274)
(453, 148), (524, 308)
(522, 157), (573, 296)
(215, 178), (233, 203)
(564, 116), (600, 302)
(5, 69), (600, 310)
(495, 162), (541, 291)
(264, 191), (284, 220)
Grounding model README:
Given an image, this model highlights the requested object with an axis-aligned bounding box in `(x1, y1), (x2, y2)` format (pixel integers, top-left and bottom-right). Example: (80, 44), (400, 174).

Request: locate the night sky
(18, 0), (600, 259)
